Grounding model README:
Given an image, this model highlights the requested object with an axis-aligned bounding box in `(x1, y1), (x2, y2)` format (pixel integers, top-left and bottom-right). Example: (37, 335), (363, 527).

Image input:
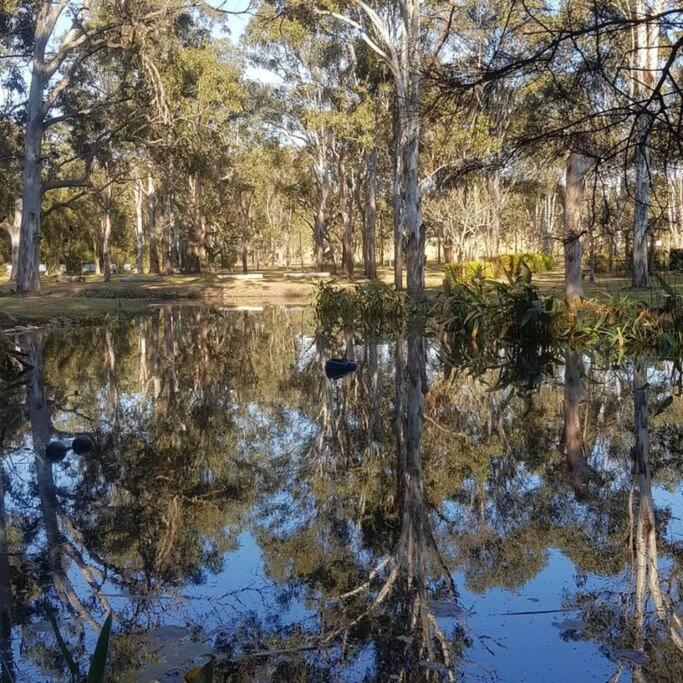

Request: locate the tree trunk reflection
(0, 464), (14, 683)
(329, 326), (460, 680)
(631, 359), (683, 665)
(563, 350), (602, 500)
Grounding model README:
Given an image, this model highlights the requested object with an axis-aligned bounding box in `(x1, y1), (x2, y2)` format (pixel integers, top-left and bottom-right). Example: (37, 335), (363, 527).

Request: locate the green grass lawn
(2, 262), (683, 328)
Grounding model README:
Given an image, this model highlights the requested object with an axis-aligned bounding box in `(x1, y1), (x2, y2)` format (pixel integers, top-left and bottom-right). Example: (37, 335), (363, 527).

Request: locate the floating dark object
(325, 358), (357, 380)
(72, 435), (94, 454)
(45, 441), (69, 462)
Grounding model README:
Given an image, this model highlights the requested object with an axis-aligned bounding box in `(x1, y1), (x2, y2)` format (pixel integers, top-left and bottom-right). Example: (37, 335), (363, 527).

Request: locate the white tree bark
(563, 153), (594, 305)
(134, 168), (145, 274)
(16, 2), (93, 294)
(631, 0), (665, 288)
(100, 165), (113, 282)
(17, 63), (46, 294)
(318, 0), (425, 295)
(1, 198), (22, 281)
(147, 167), (160, 274)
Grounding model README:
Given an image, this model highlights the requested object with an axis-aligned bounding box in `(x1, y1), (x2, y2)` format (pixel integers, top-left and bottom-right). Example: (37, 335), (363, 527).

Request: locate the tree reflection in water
(0, 308), (681, 680)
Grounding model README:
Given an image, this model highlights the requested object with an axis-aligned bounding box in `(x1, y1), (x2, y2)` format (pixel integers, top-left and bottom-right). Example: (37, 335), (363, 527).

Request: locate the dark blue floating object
(325, 358), (357, 380)
(45, 441), (69, 462)
(72, 435), (94, 454)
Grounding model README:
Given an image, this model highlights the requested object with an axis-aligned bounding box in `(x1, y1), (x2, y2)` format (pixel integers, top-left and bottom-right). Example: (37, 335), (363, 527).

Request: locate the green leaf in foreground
(87, 612), (113, 683)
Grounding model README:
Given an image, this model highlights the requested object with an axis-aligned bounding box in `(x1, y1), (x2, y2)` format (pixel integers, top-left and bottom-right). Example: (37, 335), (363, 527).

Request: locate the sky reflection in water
(0, 305), (681, 682)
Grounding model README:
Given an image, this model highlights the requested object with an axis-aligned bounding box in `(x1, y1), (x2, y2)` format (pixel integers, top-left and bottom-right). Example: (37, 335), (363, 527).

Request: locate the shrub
(495, 253), (551, 277)
(444, 253), (554, 288)
(314, 281), (404, 335)
(670, 249), (683, 271)
(444, 261), (495, 290)
(435, 276), (557, 345)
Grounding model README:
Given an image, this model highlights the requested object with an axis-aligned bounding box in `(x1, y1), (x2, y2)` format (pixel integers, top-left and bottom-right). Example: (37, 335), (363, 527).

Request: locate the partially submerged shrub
(314, 281), (404, 336)
(436, 271), (683, 360)
(314, 281), (356, 331)
(435, 275), (558, 345)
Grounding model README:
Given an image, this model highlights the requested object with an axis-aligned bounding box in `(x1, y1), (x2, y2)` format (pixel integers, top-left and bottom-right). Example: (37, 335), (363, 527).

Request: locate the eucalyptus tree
(630, 0), (669, 288)
(161, 39), (245, 273)
(563, 153), (595, 304)
(309, 0), (426, 295)
(246, 6), (354, 271)
(4, 1), (149, 293)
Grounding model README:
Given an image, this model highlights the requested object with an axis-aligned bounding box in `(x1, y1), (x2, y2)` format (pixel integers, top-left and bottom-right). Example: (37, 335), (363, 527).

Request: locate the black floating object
(325, 358), (357, 380)
(45, 441), (69, 462)
(72, 435), (94, 455)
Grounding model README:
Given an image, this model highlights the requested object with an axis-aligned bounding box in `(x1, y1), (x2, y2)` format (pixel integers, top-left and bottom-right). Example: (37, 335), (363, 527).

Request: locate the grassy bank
(2, 263), (683, 329)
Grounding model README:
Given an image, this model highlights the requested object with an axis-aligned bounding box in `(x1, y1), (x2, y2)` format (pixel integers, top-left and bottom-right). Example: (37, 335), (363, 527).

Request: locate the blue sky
(217, 0), (253, 43)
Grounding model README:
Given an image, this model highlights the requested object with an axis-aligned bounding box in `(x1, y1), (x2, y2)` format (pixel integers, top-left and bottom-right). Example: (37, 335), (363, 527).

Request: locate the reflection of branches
(632, 360), (683, 663)
(24, 333), (113, 636)
(320, 328), (462, 681)
(0, 464), (14, 683)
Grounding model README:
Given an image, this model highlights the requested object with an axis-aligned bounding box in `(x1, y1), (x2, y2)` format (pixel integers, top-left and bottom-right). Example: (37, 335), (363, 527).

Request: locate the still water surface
(1, 306), (682, 681)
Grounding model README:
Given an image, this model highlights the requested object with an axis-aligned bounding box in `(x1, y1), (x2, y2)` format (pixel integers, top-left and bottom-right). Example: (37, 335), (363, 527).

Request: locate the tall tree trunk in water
(22, 333), (99, 629)
(392, 105), (404, 290)
(1, 199), (21, 281)
(563, 350), (602, 500)
(632, 358), (683, 653)
(399, 0), (425, 299)
(147, 168), (160, 274)
(631, 0), (662, 289)
(563, 153), (593, 306)
(134, 170), (145, 274)
(100, 164), (112, 282)
(16, 61), (46, 294)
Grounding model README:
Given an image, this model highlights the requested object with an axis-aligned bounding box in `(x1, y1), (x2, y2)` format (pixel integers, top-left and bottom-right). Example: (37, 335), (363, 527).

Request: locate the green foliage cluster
(314, 281), (403, 336)
(435, 277), (557, 344)
(436, 273), (683, 360)
(315, 272), (683, 359)
(562, 277), (683, 358)
(669, 249), (683, 271)
(443, 253), (555, 288)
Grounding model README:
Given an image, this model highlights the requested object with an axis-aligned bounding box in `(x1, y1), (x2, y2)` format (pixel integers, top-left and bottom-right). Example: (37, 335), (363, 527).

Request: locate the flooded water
(1, 306), (682, 681)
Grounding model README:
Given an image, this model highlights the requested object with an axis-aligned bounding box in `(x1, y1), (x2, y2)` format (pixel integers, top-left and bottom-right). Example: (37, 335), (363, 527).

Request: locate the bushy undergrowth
(434, 277), (557, 344)
(443, 253), (554, 288)
(314, 281), (404, 336)
(315, 274), (683, 360)
(435, 273), (683, 360)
